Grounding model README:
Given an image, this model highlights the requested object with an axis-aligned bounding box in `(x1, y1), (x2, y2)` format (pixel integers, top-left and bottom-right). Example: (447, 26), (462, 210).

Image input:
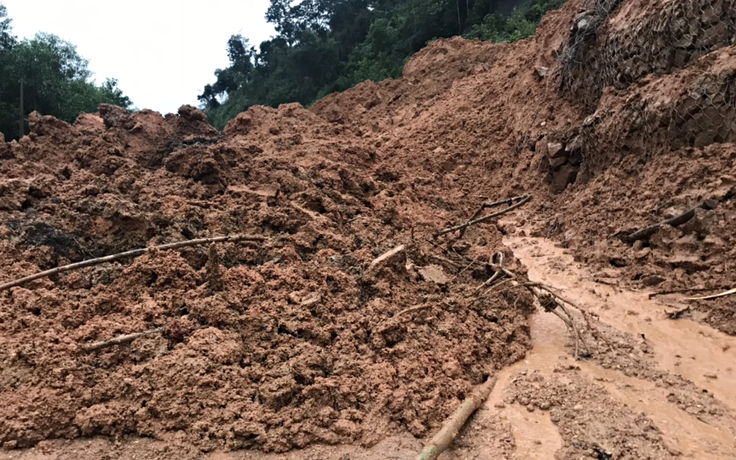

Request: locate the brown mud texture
(1, 0), (736, 458)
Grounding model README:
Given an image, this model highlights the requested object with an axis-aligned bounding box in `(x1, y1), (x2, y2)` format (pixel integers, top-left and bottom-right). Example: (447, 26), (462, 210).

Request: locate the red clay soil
(1, 0), (735, 455)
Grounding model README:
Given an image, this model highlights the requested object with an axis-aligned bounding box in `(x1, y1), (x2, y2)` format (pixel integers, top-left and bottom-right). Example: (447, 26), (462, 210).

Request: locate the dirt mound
(2, 0), (736, 456)
(0, 102), (532, 452)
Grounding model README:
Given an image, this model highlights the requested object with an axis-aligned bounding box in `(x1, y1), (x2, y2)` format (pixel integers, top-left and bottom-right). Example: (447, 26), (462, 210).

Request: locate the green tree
(200, 0), (567, 129)
(0, 8), (133, 140)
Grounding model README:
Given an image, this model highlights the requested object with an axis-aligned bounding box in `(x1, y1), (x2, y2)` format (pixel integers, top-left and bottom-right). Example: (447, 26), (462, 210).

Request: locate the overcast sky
(3, 0), (275, 114)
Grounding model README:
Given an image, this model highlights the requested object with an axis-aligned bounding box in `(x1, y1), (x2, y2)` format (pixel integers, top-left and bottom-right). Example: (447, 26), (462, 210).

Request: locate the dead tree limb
(82, 328), (164, 353)
(434, 195), (531, 239)
(648, 286), (732, 299)
(0, 234), (266, 291)
(622, 199), (718, 244)
(415, 375), (499, 460)
(686, 287), (736, 301)
(475, 252), (504, 291)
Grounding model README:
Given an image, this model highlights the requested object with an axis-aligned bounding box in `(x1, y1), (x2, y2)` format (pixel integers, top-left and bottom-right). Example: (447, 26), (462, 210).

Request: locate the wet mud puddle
(460, 236), (736, 459)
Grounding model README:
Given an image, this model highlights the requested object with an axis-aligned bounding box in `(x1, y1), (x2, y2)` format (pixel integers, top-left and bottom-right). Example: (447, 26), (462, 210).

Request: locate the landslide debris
(2, 0), (736, 454)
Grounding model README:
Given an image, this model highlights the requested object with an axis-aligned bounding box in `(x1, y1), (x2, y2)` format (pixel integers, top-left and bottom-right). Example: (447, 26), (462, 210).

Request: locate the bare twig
(415, 375), (498, 460)
(433, 195), (532, 239)
(622, 199), (718, 244)
(475, 252), (504, 291)
(395, 304), (434, 317)
(648, 286), (733, 299)
(457, 255), (480, 277)
(0, 234), (266, 291)
(685, 287), (736, 301)
(82, 328), (163, 353)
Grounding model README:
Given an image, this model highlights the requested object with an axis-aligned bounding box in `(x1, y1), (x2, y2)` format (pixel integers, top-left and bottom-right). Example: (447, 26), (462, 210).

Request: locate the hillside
(1, 0), (735, 458)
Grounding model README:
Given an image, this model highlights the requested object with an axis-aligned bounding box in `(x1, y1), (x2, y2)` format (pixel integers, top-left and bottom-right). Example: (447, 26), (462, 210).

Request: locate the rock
(368, 245), (406, 273)
(641, 275), (666, 286)
(99, 104), (132, 129)
(549, 156), (567, 170)
(534, 67), (548, 79)
(418, 264), (450, 285)
(568, 149), (584, 165)
(547, 142), (565, 158)
(550, 164), (579, 192)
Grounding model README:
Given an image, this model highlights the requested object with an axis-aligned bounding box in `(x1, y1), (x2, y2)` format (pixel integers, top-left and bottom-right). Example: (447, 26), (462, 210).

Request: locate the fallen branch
(622, 199), (718, 244)
(433, 195), (531, 239)
(685, 287), (736, 301)
(648, 286), (733, 299)
(415, 375), (498, 460)
(0, 234), (266, 291)
(81, 328), (164, 353)
(475, 252), (505, 291)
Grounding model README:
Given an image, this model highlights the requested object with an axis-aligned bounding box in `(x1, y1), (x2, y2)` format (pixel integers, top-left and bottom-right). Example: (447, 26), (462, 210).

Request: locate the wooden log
(415, 375), (498, 460)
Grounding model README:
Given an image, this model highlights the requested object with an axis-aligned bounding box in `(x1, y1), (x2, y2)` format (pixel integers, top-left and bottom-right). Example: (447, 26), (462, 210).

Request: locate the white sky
(3, 0), (275, 114)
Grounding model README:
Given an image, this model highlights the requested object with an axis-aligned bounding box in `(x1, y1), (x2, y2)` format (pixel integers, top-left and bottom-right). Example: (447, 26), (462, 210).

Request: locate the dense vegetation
(0, 3), (132, 140)
(199, 0), (566, 128)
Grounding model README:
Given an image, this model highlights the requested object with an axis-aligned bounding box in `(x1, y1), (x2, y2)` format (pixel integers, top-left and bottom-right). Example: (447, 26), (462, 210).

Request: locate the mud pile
(1, 0), (735, 454)
(0, 103), (532, 451)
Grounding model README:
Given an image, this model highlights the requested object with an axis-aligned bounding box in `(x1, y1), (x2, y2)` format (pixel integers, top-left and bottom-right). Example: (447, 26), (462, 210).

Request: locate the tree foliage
(200, 0), (566, 129)
(0, 3), (132, 140)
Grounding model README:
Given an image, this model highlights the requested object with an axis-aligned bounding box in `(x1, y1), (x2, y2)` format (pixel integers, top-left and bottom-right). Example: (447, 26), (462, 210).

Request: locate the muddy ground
(1, 0), (735, 458)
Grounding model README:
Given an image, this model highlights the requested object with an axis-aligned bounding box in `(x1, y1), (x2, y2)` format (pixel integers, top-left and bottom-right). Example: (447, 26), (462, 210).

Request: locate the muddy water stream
(473, 235), (736, 459)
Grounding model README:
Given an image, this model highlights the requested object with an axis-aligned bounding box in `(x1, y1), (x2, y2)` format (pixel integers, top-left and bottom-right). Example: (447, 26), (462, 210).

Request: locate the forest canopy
(199, 0), (566, 129)
(0, 2), (132, 140)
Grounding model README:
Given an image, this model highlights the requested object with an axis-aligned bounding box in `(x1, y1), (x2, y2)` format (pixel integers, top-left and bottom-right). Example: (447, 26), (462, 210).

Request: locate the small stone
(549, 156), (567, 170)
(418, 264), (450, 285)
(368, 245), (406, 273)
(642, 274), (666, 286)
(704, 373), (718, 379)
(494, 402), (506, 409)
(547, 142), (565, 158)
(573, 404), (583, 411)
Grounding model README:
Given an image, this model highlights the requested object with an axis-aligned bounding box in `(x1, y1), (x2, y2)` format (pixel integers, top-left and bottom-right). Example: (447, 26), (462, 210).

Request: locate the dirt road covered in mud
(1, 0), (736, 458)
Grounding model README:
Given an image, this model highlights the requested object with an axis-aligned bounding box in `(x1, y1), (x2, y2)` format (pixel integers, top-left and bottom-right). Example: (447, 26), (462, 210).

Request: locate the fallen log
(415, 375), (498, 460)
(0, 234), (266, 291)
(622, 200), (718, 244)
